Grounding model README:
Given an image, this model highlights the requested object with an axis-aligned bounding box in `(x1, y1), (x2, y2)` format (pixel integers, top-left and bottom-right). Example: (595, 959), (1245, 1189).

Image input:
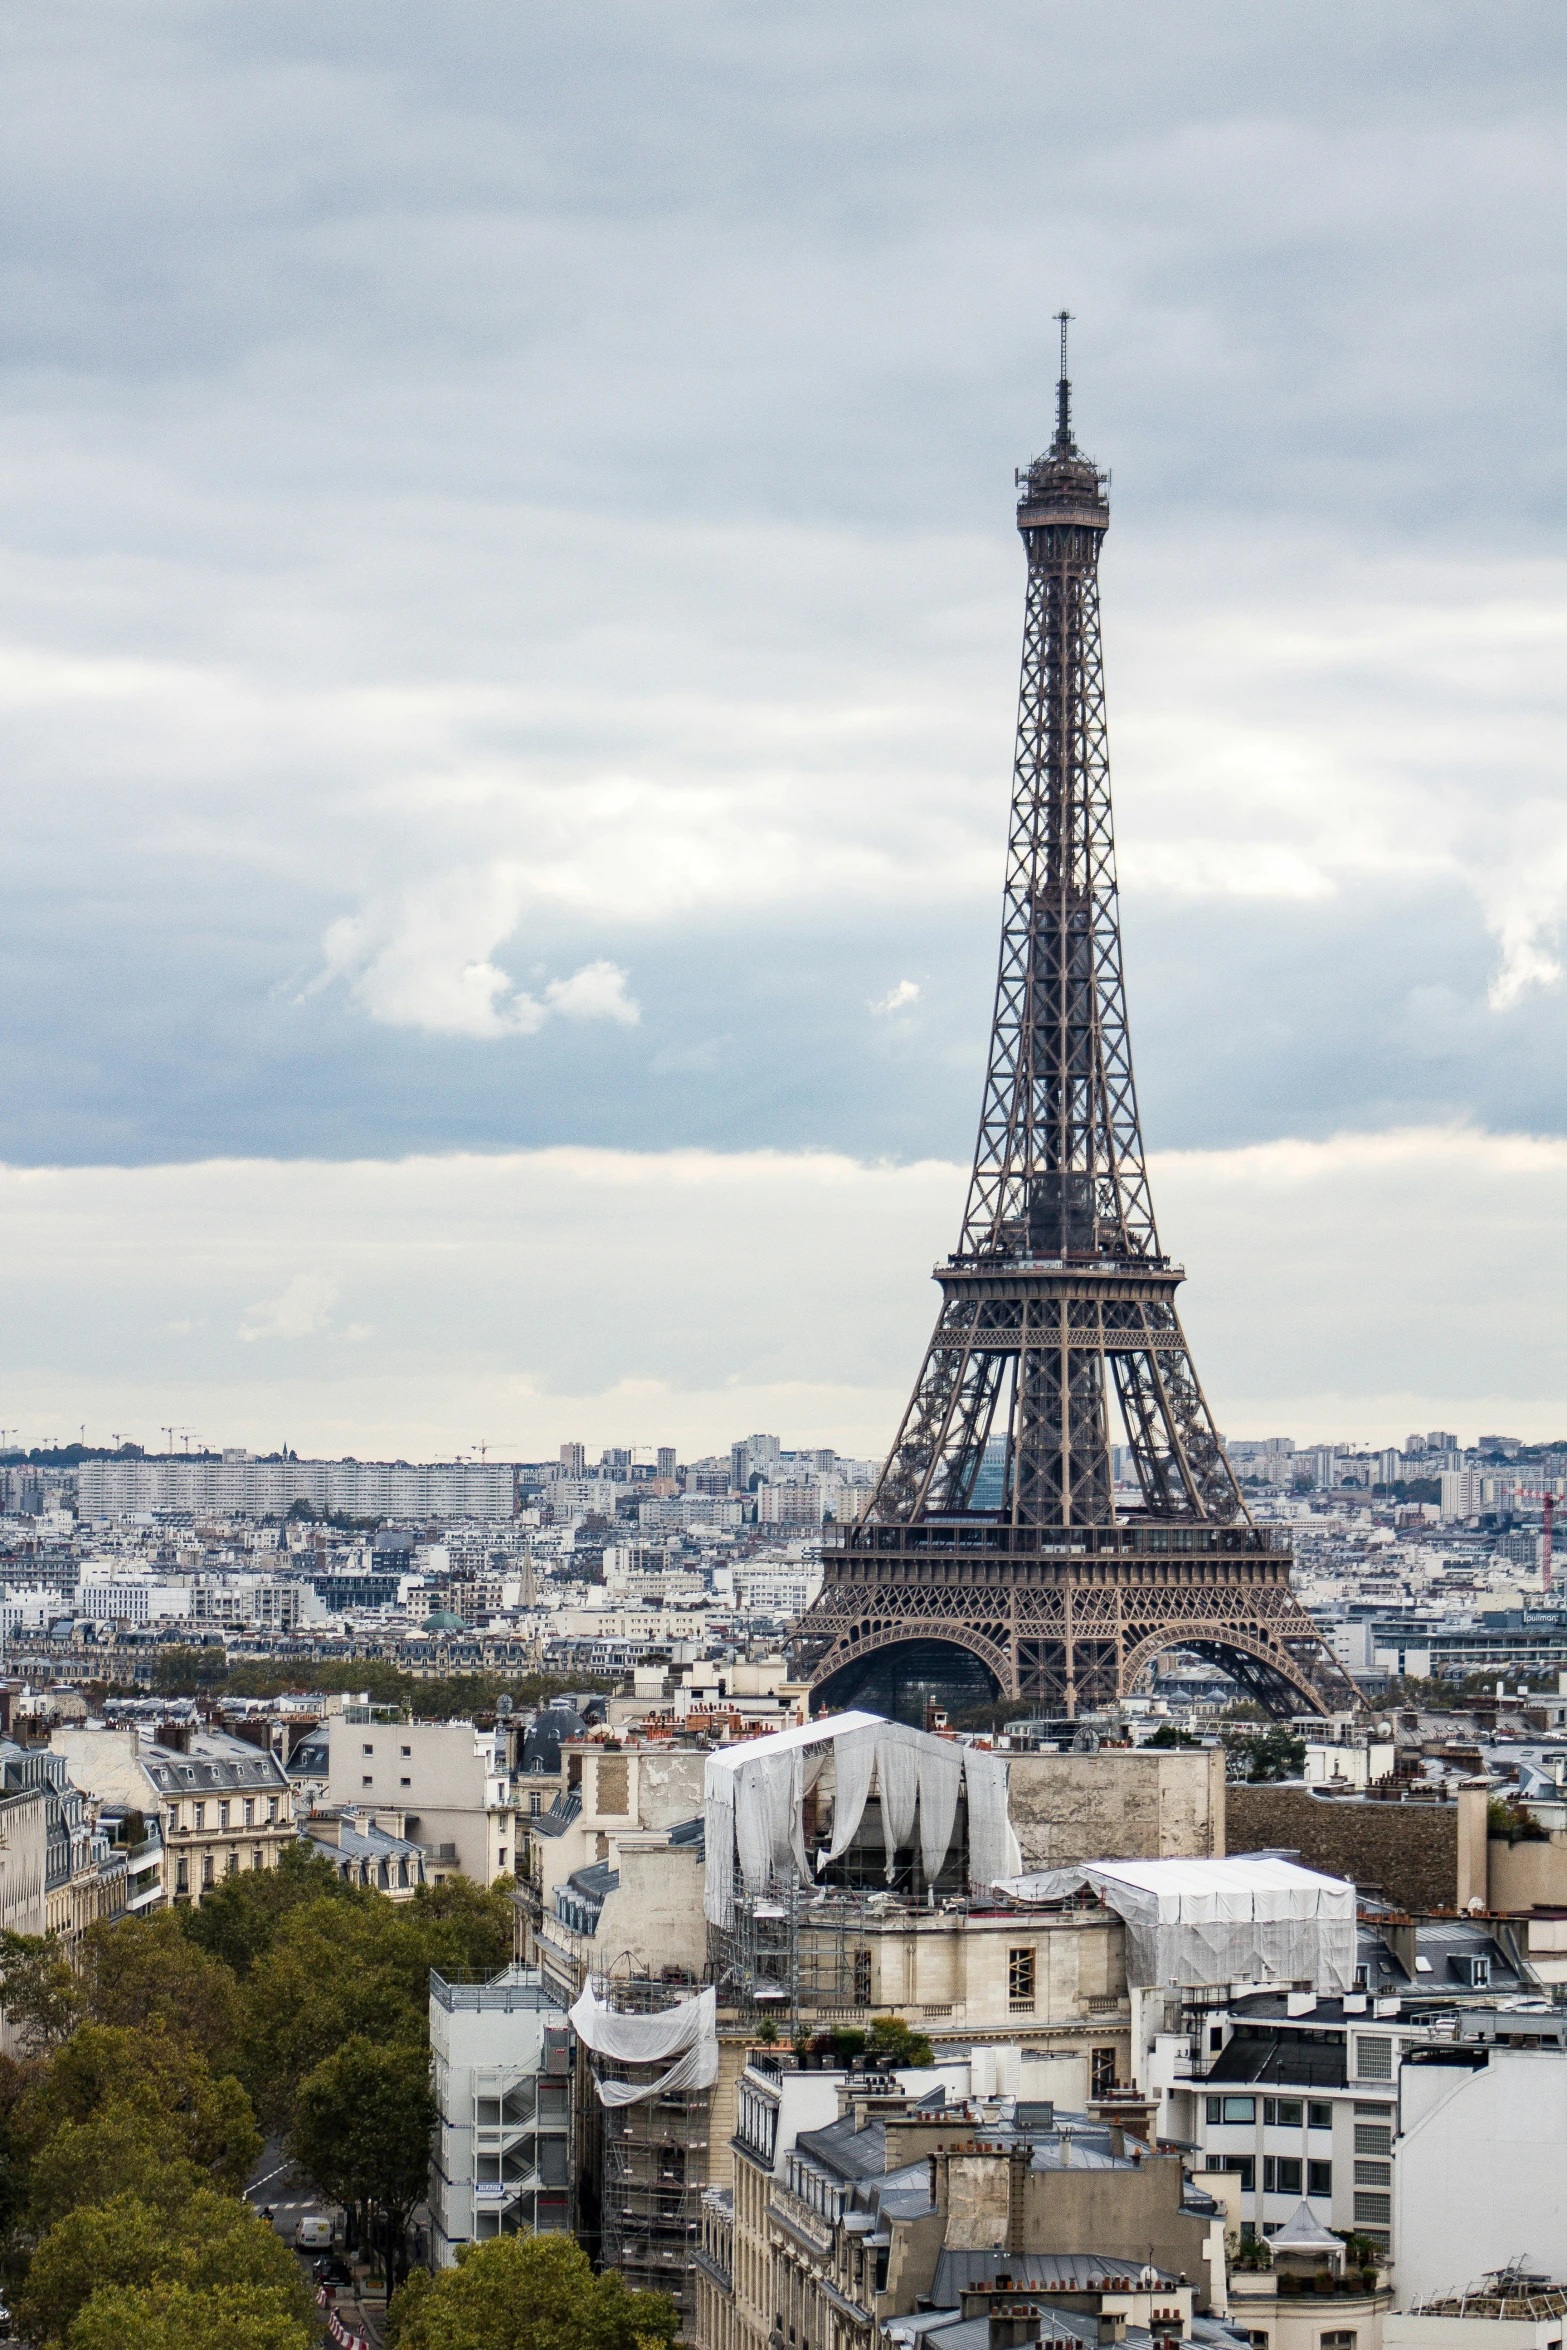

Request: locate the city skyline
(1, 7), (1564, 1454)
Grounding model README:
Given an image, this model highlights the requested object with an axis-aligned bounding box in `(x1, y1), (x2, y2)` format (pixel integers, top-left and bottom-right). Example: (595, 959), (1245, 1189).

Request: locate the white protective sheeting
(705, 1713), (1018, 1922)
(961, 1745), (1022, 1891)
(568, 1983), (720, 2107)
(993, 1855), (1355, 1993)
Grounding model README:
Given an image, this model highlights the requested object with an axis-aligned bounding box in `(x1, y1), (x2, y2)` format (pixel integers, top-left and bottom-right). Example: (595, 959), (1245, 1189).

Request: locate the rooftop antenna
(1054, 309), (1074, 451)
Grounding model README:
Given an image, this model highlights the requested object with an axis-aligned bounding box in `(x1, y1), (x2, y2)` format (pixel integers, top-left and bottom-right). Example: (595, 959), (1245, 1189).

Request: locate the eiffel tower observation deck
(789, 323), (1356, 1725)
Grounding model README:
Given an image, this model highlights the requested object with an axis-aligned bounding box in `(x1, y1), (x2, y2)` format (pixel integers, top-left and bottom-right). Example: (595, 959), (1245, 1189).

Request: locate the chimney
(988, 2314), (1042, 2350)
(157, 1720), (191, 1755)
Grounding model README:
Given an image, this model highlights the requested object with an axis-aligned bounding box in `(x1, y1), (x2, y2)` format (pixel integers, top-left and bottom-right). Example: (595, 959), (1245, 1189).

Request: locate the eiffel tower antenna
(789, 344), (1357, 1725)
(1054, 308), (1074, 450)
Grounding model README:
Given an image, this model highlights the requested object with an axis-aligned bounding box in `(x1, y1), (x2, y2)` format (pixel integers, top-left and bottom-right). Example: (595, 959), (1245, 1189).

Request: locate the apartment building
(327, 1717), (516, 1882)
(56, 1724), (295, 1904)
(2, 1741), (126, 1946)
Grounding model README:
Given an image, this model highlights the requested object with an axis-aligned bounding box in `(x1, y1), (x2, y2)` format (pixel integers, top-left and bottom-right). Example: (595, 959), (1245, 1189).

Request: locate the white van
(296, 2213), (334, 2250)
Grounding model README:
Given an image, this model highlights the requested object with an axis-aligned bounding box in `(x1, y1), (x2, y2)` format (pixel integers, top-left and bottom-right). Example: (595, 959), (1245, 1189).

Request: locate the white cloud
(870, 980), (920, 1014)
(238, 1272), (341, 1343)
(0, 1125), (1561, 1457)
(317, 877), (639, 1038)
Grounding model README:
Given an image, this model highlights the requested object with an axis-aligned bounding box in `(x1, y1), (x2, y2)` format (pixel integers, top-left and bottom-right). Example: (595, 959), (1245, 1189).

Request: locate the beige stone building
(697, 2055), (1226, 2350)
(57, 1725), (296, 1904)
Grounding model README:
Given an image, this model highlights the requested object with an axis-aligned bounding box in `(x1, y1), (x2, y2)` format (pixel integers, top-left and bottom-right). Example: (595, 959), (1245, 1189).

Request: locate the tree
(1222, 1725), (1306, 1783)
(0, 1931), (82, 2055)
(288, 2036), (436, 2286)
(180, 1842), (363, 1979)
(385, 2232), (678, 2350)
(67, 2279), (310, 2350)
(20, 2185), (312, 2346)
(26, 2111), (206, 2230)
(1144, 1723), (1201, 1749)
(13, 2023), (261, 2191)
(79, 1912), (239, 2056)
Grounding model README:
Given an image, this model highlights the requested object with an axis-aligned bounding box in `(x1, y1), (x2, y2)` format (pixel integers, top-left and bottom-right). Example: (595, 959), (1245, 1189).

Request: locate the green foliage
(149, 1647), (229, 1695)
(180, 1841), (367, 1978)
(13, 2024), (261, 2193)
(78, 1912), (240, 2056)
(1222, 1725), (1307, 1782)
(213, 1658), (605, 1716)
(234, 1877), (513, 2128)
(26, 2111), (207, 2231)
(67, 2279), (311, 2350)
(288, 2036), (436, 2281)
(867, 2015), (935, 2068)
(0, 1932), (83, 2055)
(1488, 1795), (1549, 1844)
(385, 2232), (678, 2350)
(1144, 1723), (1202, 1748)
(20, 2186), (311, 2346)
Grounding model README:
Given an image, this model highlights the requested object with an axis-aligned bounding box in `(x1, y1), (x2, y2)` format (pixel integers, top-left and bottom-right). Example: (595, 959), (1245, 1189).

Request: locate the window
(401, 1745), (411, 1758)
(529, 1793), (542, 1816)
(193, 1802), (205, 1831)
(1354, 2124), (1391, 2156)
(363, 1743), (374, 1756)
(268, 1797), (278, 1823)
(1308, 2160), (1333, 2197)
(1210, 2027), (1225, 2052)
(253, 1847), (264, 1870)
(201, 1855), (214, 1886)
(1211, 2095), (1255, 2124)
(1212, 2156), (1255, 2192)
(1308, 2102), (1333, 2131)
(1321, 2334), (1358, 2348)
(218, 1801), (230, 1831)
(1353, 2101), (1392, 2118)
(1354, 2160), (1390, 2188)
(1355, 2036), (1392, 2080)
(1008, 1948), (1035, 2005)
(1091, 2047), (1117, 2098)
(226, 1849), (239, 1876)
(243, 1799), (254, 1827)
(1263, 2099), (1302, 2128)
(1263, 2156), (1301, 2197)
(401, 1776), (411, 1789)
(175, 1858), (188, 1892)
(362, 1775), (373, 1788)
(1353, 2193), (1391, 2228)
(853, 1950), (871, 2004)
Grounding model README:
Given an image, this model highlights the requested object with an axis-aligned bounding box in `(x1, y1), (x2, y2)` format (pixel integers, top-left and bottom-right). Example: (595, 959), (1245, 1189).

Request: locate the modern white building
(428, 1966), (572, 2264)
(77, 1454), (517, 1523)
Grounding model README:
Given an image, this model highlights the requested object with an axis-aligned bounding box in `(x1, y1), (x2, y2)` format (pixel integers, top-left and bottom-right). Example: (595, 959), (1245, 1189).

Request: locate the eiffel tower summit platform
(787, 323), (1356, 1726)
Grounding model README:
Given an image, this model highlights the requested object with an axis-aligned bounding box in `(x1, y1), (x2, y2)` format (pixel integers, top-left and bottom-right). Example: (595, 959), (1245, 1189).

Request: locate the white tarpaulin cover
(568, 1983), (719, 2107)
(705, 1713), (1020, 1924)
(993, 1855), (1355, 1993)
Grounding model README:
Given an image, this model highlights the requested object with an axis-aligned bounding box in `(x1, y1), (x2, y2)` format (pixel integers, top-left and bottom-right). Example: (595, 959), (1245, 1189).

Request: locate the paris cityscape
(0, 7), (1563, 2350)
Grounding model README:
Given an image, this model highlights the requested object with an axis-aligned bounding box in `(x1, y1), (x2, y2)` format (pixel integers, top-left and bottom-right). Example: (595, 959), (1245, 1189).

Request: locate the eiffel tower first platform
(788, 325), (1357, 1726)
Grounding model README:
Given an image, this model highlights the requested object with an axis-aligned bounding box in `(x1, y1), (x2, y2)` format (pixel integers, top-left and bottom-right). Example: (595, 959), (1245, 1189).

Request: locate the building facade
(428, 1967), (572, 2266)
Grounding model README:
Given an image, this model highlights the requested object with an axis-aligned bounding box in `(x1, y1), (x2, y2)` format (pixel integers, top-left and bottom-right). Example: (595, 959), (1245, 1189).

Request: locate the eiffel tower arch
(789, 323), (1357, 1725)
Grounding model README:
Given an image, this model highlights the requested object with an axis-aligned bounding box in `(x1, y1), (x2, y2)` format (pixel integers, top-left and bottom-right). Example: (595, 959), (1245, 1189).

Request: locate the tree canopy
(386, 2233), (678, 2350)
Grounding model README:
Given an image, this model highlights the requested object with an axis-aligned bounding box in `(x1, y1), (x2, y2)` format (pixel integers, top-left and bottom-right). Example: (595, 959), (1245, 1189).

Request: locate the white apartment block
(78, 1454), (517, 1523)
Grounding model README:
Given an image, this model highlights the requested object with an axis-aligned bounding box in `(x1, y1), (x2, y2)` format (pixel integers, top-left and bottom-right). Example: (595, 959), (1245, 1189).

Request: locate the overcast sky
(2, 2), (1565, 1455)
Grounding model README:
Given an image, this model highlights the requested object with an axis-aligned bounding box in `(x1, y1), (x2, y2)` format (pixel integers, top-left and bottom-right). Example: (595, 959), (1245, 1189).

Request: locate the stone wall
(1007, 1746), (1225, 1869)
(1226, 1782), (1488, 1911)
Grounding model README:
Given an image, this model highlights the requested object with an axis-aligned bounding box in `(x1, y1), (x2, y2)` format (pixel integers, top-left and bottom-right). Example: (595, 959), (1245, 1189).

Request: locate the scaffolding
(584, 1962), (709, 2322)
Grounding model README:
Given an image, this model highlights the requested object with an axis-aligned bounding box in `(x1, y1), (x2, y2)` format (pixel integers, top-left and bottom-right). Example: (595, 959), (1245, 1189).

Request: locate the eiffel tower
(790, 322), (1356, 1724)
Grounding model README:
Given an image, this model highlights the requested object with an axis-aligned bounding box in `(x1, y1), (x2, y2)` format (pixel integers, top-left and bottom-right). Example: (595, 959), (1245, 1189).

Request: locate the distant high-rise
(789, 327), (1355, 1722)
(559, 1442), (586, 1477)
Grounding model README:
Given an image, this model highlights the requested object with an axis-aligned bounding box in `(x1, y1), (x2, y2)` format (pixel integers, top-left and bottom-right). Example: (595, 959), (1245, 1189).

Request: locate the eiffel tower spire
(873, 353), (1239, 1536)
(789, 340), (1357, 1723)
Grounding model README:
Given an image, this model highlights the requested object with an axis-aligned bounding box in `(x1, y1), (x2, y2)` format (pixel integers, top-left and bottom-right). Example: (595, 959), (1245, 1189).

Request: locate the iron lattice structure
(790, 333), (1356, 1722)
